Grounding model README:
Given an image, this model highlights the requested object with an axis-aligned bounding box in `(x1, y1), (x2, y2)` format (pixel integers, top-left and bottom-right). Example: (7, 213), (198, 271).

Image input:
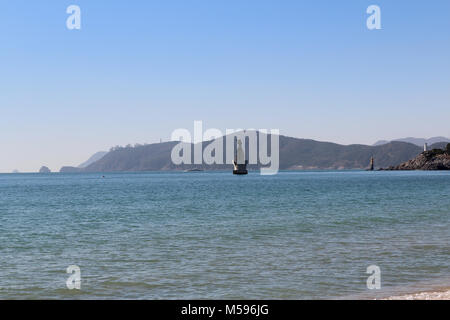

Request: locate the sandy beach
(385, 289), (450, 300)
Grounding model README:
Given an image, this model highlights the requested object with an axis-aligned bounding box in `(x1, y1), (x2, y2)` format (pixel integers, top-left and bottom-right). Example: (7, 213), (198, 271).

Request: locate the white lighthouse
(424, 143), (428, 152)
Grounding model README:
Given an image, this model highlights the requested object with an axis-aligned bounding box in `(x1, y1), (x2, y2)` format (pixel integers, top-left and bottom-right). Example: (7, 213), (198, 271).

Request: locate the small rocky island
(383, 143), (450, 170)
(39, 166), (51, 173)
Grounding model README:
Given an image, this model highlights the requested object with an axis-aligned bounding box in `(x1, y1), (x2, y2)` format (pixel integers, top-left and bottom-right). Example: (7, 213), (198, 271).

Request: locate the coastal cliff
(383, 144), (450, 170)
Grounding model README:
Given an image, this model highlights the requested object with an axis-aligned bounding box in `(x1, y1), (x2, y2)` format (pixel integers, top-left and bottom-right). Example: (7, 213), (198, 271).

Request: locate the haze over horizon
(1, 1), (449, 173)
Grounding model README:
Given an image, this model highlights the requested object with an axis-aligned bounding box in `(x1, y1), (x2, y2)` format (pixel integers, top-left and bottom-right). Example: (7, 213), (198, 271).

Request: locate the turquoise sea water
(0, 171), (449, 299)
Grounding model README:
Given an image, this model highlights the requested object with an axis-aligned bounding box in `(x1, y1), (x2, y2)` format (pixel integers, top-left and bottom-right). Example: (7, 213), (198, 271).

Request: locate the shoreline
(383, 289), (450, 300)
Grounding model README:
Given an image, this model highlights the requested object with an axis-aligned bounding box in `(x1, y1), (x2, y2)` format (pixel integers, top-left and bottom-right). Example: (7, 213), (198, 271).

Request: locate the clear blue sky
(1, 0), (449, 172)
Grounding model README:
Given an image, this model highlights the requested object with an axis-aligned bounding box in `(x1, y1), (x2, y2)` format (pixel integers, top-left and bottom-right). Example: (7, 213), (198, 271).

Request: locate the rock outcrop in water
(39, 166), (51, 173)
(383, 144), (450, 170)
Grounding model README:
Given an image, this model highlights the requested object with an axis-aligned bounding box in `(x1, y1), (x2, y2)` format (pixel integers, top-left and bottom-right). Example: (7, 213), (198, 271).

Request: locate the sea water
(0, 171), (449, 299)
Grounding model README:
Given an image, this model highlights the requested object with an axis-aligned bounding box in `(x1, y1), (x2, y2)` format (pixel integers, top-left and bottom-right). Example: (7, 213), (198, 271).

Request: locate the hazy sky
(1, 0), (449, 172)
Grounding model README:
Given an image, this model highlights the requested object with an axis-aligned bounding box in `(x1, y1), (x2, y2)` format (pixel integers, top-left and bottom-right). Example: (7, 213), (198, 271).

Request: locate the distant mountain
(429, 142), (450, 150)
(62, 133), (434, 172)
(60, 166), (83, 173)
(373, 137), (450, 147)
(373, 140), (389, 146)
(78, 151), (107, 168)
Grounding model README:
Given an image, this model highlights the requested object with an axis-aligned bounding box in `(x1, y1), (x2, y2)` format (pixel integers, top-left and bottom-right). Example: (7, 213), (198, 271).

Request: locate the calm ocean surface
(0, 171), (449, 299)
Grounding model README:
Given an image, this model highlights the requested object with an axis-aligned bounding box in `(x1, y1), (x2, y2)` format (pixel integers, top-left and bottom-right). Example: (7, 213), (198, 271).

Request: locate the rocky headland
(383, 143), (450, 170)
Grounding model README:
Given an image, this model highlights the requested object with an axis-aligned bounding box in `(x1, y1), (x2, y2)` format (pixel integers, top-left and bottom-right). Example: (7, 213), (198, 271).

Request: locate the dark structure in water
(233, 139), (248, 175)
(367, 156), (374, 171)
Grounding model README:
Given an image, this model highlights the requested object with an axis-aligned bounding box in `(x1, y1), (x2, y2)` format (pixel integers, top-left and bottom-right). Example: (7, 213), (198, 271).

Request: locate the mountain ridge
(60, 134), (449, 172)
(78, 151), (108, 168)
(373, 136), (450, 147)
